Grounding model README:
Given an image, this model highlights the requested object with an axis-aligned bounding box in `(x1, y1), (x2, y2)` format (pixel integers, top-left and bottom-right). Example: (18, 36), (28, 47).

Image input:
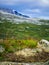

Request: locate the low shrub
(21, 39), (38, 48)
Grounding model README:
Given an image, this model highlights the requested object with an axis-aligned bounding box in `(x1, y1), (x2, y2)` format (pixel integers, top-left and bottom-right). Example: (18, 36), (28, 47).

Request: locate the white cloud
(38, 0), (49, 6)
(0, 0), (49, 19)
(21, 9), (41, 14)
(32, 9), (40, 13)
(40, 0), (49, 4)
(21, 9), (41, 18)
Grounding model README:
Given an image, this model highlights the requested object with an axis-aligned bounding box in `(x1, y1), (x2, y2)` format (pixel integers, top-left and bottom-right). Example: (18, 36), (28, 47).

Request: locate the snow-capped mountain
(0, 8), (30, 23)
(0, 8), (49, 25)
(0, 8), (29, 18)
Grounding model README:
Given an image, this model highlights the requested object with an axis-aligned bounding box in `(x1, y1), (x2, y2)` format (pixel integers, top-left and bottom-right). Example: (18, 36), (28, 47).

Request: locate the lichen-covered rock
(43, 47), (49, 52)
(37, 39), (49, 53)
(15, 48), (36, 57)
(15, 48), (42, 57)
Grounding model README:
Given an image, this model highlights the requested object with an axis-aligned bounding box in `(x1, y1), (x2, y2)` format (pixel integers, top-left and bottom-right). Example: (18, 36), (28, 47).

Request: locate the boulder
(38, 39), (49, 52)
(39, 39), (49, 46)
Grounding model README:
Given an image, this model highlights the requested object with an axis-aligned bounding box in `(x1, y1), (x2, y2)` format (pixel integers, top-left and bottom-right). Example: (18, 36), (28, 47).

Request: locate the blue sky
(0, 0), (49, 19)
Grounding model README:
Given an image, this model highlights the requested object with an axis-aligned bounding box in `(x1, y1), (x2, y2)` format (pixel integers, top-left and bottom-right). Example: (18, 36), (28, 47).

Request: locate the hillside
(0, 10), (49, 63)
(0, 18), (49, 40)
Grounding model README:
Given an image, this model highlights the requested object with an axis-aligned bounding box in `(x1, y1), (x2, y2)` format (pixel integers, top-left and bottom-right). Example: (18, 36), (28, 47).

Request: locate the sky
(0, 0), (49, 19)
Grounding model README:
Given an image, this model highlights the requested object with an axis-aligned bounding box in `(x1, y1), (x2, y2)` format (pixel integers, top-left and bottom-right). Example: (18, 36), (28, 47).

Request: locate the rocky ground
(1, 49), (49, 62)
(0, 61), (49, 65)
(0, 39), (49, 63)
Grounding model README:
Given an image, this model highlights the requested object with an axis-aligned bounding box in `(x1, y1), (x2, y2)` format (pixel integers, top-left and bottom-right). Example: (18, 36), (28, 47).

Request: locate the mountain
(0, 8), (49, 25)
(0, 8), (29, 18)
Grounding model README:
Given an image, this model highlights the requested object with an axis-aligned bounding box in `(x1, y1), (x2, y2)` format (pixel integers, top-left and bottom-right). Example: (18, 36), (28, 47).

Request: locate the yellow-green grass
(0, 39), (38, 53)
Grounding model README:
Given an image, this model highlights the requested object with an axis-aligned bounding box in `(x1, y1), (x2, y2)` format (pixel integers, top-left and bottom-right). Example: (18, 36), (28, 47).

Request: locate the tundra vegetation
(0, 19), (49, 62)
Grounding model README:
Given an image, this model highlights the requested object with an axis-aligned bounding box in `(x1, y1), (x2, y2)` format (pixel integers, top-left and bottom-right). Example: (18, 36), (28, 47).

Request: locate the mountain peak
(0, 8), (29, 18)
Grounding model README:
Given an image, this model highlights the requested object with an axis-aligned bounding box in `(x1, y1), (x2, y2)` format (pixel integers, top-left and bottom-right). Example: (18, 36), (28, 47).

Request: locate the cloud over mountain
(0, 0), (49, 19)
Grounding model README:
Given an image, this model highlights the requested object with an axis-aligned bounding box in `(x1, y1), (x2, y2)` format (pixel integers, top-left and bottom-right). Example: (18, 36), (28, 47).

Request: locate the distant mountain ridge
(0, 8), (49, 25)
(0, 8), (29, 18)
